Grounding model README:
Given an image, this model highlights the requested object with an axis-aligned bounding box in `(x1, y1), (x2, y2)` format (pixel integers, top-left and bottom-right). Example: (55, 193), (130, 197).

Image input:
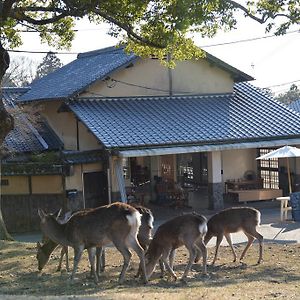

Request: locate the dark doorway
(83, 171), (108, 208)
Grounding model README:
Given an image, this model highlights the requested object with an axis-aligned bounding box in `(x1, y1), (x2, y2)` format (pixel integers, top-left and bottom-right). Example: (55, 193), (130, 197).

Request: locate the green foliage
(35, 52), (63, 80)
(1, 0), (300, 67)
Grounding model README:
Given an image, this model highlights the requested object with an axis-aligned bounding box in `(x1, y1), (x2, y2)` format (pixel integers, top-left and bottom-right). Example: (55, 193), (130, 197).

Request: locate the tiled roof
(289, 99), (300, 113)
(1, 87), (30, 105)
(62, 150), (105, 164)
(68, 82), (300, 150)
(18, 46), (253, 103)
(19, 46), (137, 102)
(1, 87), (63, 153)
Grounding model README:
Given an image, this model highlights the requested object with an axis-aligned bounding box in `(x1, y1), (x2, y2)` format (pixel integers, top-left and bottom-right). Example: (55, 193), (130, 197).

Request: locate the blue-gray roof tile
(18, 46), (253, 103)
(19, 47), (137, 102)
(2, 87), (63, 153)
(289, 99), (300, 113)
(68, 82), (300, 150)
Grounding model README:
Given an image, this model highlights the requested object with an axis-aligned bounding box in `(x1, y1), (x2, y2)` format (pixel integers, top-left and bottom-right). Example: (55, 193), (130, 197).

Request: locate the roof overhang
(118, 138), (300, 157)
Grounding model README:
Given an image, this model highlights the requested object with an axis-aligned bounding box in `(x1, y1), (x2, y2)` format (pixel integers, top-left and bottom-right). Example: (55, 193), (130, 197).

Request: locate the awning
(118, 138), (300, 158)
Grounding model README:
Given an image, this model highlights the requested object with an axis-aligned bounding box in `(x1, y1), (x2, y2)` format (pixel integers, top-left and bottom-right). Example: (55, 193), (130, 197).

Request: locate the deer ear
(38, 208), (46, 220)
(55, 208), (63, 219)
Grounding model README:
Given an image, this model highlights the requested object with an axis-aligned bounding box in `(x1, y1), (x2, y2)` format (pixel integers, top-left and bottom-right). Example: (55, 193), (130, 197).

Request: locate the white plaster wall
(222, 148), (257, 181)
(40, 101), (101, 151)
(81, 57), (234, 98)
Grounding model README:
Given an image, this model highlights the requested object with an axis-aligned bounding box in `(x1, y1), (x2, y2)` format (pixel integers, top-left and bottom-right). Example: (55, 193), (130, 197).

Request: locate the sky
(9, 15), (300, 95)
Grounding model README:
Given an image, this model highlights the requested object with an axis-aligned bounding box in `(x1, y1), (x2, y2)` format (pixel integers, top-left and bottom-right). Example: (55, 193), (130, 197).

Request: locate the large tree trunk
(0, 42), (14, 240)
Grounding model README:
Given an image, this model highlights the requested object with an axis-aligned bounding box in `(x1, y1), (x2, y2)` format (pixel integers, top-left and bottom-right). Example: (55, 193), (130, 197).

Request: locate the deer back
(148, 213), (207, 255)
(39, 202), (140, 248)
(207, 207), (261, 235)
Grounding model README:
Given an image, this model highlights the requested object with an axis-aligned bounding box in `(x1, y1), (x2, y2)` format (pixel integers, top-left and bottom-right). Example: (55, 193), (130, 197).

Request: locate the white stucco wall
(81, 57), (234, 98)
(222, 148), (257, 181)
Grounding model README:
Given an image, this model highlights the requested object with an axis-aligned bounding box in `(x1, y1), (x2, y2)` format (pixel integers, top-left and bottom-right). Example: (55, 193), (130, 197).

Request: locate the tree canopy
(1, 0), (300, 240)
(35, 52), (63, 80)
(276, 84), (300, 105)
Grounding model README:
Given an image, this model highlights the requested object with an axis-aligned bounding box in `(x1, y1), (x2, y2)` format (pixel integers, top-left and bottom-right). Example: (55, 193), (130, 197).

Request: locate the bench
(227, 188), (283, 203)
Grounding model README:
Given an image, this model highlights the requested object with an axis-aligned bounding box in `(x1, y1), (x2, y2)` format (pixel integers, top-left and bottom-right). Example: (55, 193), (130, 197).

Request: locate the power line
(264, 79), (300, 89)
(8, 29), (300, 55)
(200, 29), (299, 48)
(8, 49), (78, 55)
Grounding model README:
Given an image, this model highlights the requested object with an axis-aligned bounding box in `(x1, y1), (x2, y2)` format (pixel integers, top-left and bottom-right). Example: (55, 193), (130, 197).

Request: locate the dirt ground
(0, 240), (300, 300)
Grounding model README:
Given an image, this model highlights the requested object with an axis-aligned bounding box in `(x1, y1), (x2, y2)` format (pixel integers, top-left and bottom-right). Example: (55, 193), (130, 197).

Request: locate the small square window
(1, 179), (9, 186)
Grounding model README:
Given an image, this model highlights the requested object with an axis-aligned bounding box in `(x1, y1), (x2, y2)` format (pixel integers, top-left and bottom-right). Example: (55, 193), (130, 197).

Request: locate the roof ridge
(77, 45), (126, 59)
(75, 92), (233, 102)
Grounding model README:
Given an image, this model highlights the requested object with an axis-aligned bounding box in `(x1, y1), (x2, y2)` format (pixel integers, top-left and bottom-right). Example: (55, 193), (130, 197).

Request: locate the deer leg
(169, 248), (176, 270)
(113, 240), (132, 284)
(212, 234), (223, 265)
(71, 245), (84, 282)
(161, 249), (177, 281)
(87, 247), (99, 284)
(95, 247), (105, 277)
(181, 244), (197, 282)
(195, 239), (207, 274)
(242, 230), (264, 264)
(57, 246), (64, 271)
(224, 233), (237, 262)
(127, 237), (147, 284)
(240, 232), (255, 262)
(159, 258), (165, 278)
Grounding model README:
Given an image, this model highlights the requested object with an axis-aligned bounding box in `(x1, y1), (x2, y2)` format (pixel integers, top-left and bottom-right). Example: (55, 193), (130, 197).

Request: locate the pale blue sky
(10, 16), (300, 95)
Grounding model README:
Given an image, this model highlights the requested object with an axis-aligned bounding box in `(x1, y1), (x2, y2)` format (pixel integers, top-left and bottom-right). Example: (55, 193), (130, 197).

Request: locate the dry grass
(0, 240), (300, 299)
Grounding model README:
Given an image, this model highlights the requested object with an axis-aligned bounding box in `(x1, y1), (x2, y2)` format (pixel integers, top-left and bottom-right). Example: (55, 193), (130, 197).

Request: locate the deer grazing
(36, 209), (105, 274)
(36, 204), (154, 278)
(38, 202), (147, 284)
(203, 207), (263, 265)
(145, 213), (207, 282)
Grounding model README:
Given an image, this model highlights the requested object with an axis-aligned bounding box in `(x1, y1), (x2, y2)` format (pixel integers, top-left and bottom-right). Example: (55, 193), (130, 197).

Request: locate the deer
(36, 204), (154, 277)
(144, 213), (207, 282)
(37, 202), (147, 284)
(36, 209), (105, 274)
(203, 207), (263, 265)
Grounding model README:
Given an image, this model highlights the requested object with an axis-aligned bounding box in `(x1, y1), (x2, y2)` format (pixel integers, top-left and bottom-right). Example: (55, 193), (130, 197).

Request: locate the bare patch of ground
(0, 240), (300, 299)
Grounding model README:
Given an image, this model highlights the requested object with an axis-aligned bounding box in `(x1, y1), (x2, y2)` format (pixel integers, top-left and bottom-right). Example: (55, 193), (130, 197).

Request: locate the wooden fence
(1, 194), (65, 233)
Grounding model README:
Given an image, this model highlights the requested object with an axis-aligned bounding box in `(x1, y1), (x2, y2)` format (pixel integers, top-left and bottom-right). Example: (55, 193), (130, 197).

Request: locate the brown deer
(36, 205), (154, 277)
(203, 207), (263, 265)
(37, 202), (147, 284)
(145, 213), (207, 282)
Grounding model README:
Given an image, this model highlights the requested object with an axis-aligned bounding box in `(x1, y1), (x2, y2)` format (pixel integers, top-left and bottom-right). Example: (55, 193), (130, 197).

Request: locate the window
(257, 148), (279, 189)
(1, 179), (9, 186)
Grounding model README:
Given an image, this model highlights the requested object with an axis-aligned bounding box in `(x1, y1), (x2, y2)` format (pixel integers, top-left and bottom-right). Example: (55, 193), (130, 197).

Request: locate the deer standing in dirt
(203, 207), (263, 265)
(145, 213), (207, 282)
(38, 202), (147, 284)
(36, 205), (154, 277)
(36, 209), (105, 274)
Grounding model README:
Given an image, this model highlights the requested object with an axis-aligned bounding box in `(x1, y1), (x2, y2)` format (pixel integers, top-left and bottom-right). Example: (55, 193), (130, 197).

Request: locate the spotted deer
(37, 202), (147, 284)
(204, 207), (263, 265)
(145, 213), (207, 282)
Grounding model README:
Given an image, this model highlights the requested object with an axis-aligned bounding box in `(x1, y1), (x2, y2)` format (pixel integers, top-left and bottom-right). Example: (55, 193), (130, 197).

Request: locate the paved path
(13, 202), (300, 245)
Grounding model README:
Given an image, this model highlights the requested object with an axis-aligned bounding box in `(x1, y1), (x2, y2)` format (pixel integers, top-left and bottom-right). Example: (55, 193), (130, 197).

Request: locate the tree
(2, 55), (37, 87)
(0, 1), (300, 240)
(276, 84), (300, 105)
(35, 52), (63, 80)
